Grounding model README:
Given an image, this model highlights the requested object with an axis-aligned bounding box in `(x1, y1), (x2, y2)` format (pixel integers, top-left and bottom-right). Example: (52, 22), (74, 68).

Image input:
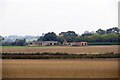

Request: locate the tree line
(37, 27), (120, 44)
(1, 27), (120, 46)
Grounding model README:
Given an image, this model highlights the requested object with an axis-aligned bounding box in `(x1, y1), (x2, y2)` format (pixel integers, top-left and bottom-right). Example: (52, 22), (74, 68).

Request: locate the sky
(0, 0), (119, 36)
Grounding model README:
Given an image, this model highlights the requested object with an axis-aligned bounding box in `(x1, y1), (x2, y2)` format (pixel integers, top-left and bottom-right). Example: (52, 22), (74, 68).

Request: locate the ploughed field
(2, 46), (119, 78)
(2, 45), (119, 54)
(2, 59), (118, 78)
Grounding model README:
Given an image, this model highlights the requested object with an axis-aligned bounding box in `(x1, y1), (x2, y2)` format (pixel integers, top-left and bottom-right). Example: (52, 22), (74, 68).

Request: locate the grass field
(2, 45), (119, 54)
(2, 59), (118, 78)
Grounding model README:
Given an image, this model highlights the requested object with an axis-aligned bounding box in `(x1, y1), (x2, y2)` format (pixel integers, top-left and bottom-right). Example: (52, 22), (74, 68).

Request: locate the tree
(106, 27), (120, 34)
(0, 36), (4, 46)
(42, 32), (58, 41)
(2, 42), (13, 46)
(64, 31), (78, 37)
(112, 27), (120, 33)
(106, 33), (118, 42)
(0, 36), (4, 41)
(37, 36), (43, 41)
(82, 31), (94, 37)
(63, 31), (78, 42)
(86, 34), (102, 42)
(57, 36), (64, 44)
(59, 32), (66, 36)
(96, 29), (106, 35)
(76, 36), (84, 42)
(118, 34), (120, 42)
(13, 39), (27, 46)
(65, 36), (77, 42)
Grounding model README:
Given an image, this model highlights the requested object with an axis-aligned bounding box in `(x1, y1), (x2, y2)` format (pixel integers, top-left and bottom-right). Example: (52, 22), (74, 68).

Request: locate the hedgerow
(1, 52), (120, 59)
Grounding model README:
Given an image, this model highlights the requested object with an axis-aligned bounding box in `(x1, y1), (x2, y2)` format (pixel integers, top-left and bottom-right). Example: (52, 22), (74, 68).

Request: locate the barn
(64, 42), (87, 46)
(28, 41), (87, 46)
(28, 41), (59, 46)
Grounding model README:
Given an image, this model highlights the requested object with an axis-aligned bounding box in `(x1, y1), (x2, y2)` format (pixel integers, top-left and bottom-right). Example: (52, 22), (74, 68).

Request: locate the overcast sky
(0, 0), (119, 36)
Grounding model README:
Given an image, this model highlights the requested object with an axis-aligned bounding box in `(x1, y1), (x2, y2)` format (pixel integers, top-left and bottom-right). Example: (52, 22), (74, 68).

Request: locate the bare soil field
(2, 45), (119, 54)
(2, 59), (118, 78)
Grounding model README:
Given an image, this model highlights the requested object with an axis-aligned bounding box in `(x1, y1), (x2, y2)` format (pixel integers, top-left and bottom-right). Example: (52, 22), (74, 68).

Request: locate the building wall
(28, 41), (87, 46)
(63, 42), (87, 46)
(80, 42), (87, 46)
(28, 41), (59, 46)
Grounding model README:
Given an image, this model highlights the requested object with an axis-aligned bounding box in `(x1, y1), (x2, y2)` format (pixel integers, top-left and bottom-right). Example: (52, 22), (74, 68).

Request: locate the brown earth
(2, 45), (119, 54)
(2, 59), (118, 78)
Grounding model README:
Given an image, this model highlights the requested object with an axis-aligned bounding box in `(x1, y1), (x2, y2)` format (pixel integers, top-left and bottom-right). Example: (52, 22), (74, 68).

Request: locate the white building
(28, 41), (59, 46)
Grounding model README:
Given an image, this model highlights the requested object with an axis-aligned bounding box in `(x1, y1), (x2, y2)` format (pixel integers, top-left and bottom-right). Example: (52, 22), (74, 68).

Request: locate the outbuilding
(28, 41), (59, 46)
(64, 42), (87, 46)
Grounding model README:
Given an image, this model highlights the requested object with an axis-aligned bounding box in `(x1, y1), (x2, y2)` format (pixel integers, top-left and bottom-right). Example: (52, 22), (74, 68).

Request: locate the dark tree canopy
(106, 27), (120, 34)
(96, 29), (106, 35)
(57, 36), (64, 44)
(12, 39), (27, 46)
(0, 36), (4, 41)
(64, 31), (78, 37)
(59, 31), (78, 42)
(42, 32), (58, 41)
(37, 36), (43, 41)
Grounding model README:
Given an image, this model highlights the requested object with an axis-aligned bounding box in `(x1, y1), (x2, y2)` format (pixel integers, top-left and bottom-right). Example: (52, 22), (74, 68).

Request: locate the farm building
(28, 41), (59, 46)
(28, 41), (87, 46)
(64, 42), (87, 46)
